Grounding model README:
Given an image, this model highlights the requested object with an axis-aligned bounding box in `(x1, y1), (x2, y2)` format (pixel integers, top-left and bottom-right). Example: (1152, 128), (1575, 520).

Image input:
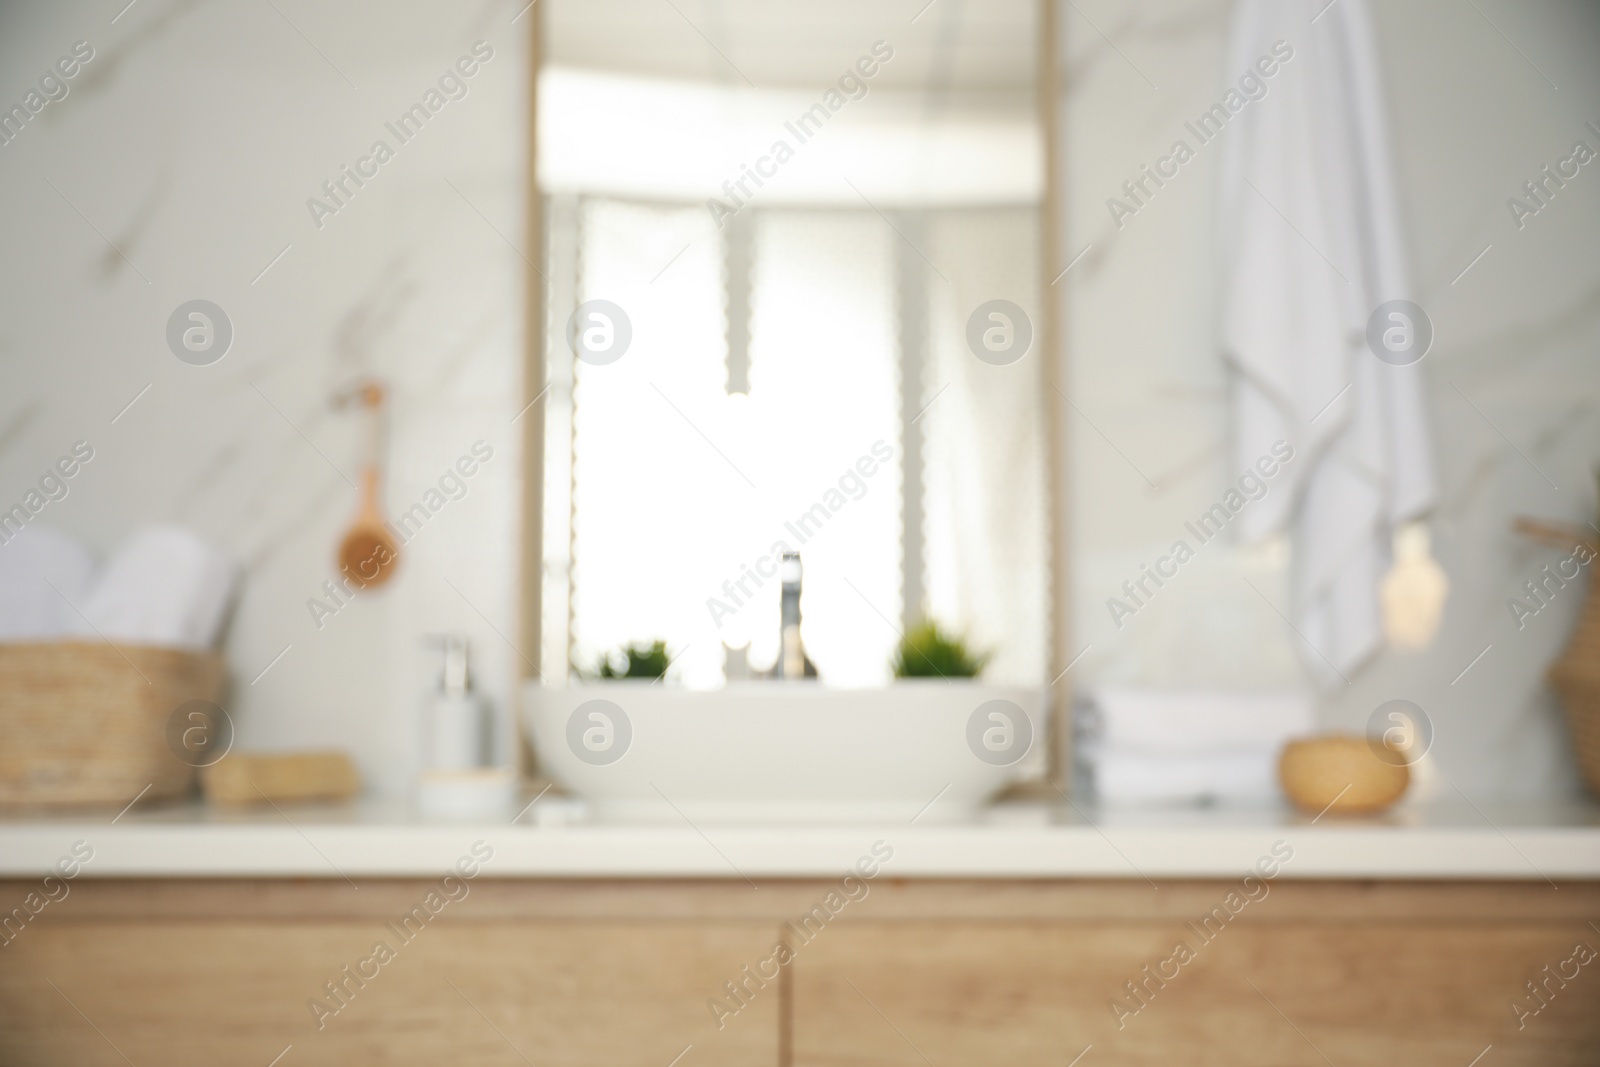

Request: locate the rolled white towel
(1078, 745), (1279, 805)
(0, 525), (96, 641)
(66, 525), (236, 650)
(1077, 687), (1313, 753)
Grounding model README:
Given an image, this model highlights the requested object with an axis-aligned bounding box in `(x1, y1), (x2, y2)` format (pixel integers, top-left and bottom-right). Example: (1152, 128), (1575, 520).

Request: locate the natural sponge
(1278, 734), (1409, 815)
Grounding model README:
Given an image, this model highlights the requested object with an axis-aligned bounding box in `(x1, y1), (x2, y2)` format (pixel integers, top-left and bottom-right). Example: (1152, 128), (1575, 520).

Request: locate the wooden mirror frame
(515, 1), (1073, 787)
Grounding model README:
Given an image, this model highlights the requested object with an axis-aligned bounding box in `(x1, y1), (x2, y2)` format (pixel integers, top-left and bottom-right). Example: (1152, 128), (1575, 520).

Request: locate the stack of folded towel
(1075, 687), (1313, 805)
(0, 525), (97, 641)
(0, 524), (236, 650)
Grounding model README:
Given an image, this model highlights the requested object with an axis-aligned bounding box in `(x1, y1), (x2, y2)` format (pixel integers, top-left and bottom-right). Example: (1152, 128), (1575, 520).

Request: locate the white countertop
(2, 796), (1598, 881)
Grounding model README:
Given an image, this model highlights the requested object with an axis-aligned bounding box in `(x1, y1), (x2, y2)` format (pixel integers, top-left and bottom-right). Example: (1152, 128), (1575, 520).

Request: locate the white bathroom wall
(0, 0), (528, 797)
(1063, 0), (1600, 798)
(5, 0), (1596, 805)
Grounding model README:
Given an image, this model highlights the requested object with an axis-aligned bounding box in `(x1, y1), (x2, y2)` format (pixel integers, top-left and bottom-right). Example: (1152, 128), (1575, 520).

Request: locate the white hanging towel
(1218, 0), (1436, 685)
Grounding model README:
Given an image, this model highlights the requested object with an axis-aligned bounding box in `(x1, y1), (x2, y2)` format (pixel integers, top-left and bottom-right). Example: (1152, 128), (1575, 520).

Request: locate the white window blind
(544, 196), (1045, 688)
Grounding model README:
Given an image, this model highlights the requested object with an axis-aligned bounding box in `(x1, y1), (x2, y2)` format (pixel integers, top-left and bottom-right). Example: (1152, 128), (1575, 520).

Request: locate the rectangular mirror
(532, 0), (1051, 690)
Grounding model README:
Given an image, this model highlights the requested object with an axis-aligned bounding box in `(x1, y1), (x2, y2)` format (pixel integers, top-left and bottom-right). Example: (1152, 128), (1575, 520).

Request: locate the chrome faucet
(776, 552), (816, 679)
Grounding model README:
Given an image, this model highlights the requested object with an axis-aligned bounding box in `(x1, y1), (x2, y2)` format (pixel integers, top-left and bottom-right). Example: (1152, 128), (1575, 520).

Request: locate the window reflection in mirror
(537, 0), (1047, 688)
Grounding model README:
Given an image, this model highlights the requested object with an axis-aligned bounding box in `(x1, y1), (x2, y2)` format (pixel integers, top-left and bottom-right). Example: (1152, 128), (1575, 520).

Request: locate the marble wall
(0, 0), (528, 797)
(3, 0), (1597, 804)
(1062, 0), (1600, 799)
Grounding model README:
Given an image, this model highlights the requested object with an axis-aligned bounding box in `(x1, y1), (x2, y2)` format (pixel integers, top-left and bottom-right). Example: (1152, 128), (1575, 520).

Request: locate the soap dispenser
(418, 634), (517, 820)
(424, 633), (488, 769)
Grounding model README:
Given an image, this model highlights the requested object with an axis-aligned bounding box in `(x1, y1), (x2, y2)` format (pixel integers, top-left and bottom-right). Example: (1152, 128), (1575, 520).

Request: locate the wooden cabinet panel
(0, 921), (777, 1067)
(3, 878), (1595, 1065)
(792, 921), (1600, 1066)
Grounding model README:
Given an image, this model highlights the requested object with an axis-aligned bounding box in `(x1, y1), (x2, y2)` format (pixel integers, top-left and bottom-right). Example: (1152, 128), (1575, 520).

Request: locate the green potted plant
(891, 620), (989, 679)
(577, 640), (672, 681)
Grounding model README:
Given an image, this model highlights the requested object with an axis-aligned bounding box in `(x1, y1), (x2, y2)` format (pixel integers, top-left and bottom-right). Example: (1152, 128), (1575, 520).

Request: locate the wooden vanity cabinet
(0, 879), (1594, 1066)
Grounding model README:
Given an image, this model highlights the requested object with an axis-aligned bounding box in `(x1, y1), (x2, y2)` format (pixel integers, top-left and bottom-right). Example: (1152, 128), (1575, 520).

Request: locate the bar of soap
(202, 751), (359, 807)
(1278, 734), (1409, 815)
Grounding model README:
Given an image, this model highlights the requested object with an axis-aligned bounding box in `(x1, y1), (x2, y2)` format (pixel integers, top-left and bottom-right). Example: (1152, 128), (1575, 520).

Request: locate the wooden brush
(335, 380), (399, 589)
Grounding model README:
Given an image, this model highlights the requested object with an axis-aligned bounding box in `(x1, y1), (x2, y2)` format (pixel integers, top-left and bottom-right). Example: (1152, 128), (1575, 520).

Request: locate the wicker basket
(0, 642), (226, 810)
(1550, 562), (1600, 798)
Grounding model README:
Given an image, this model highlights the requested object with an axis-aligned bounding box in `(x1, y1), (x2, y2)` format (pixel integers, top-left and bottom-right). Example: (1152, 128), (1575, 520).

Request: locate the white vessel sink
(523, 681), (1046, 824)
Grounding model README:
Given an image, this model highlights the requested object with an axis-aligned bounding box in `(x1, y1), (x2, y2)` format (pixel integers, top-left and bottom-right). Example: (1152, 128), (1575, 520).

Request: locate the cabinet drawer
(792, 921), (1598, 1066)
(0, 920), (777, 1067)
